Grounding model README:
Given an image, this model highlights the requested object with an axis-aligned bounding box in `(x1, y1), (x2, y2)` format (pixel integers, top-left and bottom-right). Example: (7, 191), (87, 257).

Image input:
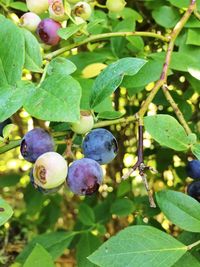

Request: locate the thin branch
(44, 31), (169, 60)
(122, 124), (157, 207)
(194, 9), (200, 20)
(162, 84), (192, 135)
(138, 0), (196, 118)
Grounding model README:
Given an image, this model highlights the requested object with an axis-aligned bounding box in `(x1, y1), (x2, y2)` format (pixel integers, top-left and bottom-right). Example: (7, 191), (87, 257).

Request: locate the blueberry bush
(1, 0), (200, 266)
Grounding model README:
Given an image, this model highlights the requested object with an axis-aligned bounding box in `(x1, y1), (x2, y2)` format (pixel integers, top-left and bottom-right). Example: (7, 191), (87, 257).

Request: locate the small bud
(26, 0), (49, 14)
(73, 1), (92, 20)
(20, 12), (41, 32)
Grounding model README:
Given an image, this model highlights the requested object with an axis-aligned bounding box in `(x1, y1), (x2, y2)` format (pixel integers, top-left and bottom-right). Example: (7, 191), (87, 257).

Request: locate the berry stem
(162, 84), (192, 135)
(44, 31), (169, 60)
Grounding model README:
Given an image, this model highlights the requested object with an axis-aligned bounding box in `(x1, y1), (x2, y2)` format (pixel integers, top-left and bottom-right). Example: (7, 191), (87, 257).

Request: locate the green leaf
(90, 57), (146, 108)
(16, 231), (76, 264)
(122, 59), (163, 88)
(47, 57), (77, 76)
(58, 24), (85, 40)
(152, 6), (180, 28)
(0, 84), (29, 122)
(187, 29), (200, 46)
(192, 143), (200, 160)
(144, 115), (189, 151)
(0, 173), (21, 187)
(173, 252), (200, 267)
(0, 16), (24, 86)
(76, 233), (102, 267)
(156, 190), (200, 232)
(24, 74), (81, 122)
(9, 1), (28, 11)
(0, 197), (13, 226)
(97, 111), (124, 120)
(88, 225), (187, 267)
(78, 203), (95, 226)
(22, 29), (42, 73)
(110, 198), (135, 217)
(23, 244), (55, 267)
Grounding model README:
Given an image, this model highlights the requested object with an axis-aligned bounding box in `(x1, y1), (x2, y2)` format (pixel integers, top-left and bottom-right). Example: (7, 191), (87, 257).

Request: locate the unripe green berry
(26, 0), (49, 14)
(106, 0), (126, 13)
(70, 110), (94, 134)
(33, 152), (68, 189)
(73, 1), (92, 20)
(49, 0), (66, 22)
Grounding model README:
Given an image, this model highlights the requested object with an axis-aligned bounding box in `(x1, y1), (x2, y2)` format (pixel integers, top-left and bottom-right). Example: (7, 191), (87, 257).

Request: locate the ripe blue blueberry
(0, 119), (12, 137)
(186, 160), (200, 179)
(36, 18), (61, 46)
(30, 169), (62, 194)
(33, 152), (68, 189)
(20, 128), (54, 163)
(187, 181), (200, 202)
(67, 158), (103, 195)
(82, 128), (118, 165)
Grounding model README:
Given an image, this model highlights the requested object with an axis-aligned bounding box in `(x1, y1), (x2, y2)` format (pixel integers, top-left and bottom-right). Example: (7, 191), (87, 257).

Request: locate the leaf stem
(162, 84), (192, 135)
(44, 31), (169, 60)
(187, 240), (200, 250)
(138, 0), (196, 118)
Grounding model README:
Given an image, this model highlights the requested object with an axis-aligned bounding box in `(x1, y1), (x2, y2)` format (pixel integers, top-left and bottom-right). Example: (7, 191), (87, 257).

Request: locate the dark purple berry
(20, 128), (54, 163)
(187, 181), (200, 202)
(82, 128), (118, 165)
(67, 158), (103, 195)
(36, 18), (61, 46)
(186, 160), (200, 179)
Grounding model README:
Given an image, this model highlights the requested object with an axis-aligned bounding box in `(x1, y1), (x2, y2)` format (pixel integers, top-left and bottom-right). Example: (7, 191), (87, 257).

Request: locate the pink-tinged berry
(20, 12), (41, 32)
(36, 18), (61, 46)
(26, 0), (49, 14)
(49, 0), (66, 22)
(73, 2), (92, 20)
(67, 158), (103, 195)
(70, 110), (94, 135)
(33, 152), (68, 190)
(106, 0), (126, 13)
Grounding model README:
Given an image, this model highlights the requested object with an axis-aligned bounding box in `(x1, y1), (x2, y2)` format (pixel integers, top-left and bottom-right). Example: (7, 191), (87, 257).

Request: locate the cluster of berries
(20, 111), (118, 196)
(186, 160), (200, 202)
(20, 0), (92, 46)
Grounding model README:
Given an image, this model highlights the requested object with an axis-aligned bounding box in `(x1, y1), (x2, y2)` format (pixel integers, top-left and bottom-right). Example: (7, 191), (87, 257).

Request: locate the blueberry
(20, 12), (41, 32)
(70, 110), (94, 135)
(36, 18), (61, 46)
(186, 160), (200, 179)
(30, 169), (62, 194)
(26, 0), (49, 14)
(20, 128), (54, 163)
(33, 152), (68, 190)
(67, 158), (103, 195)
(0, 118), (12, 137)
(82, 128), (118, 165)
(106, 0), (126, 13)
(49, 0), (66, 22)
(187, 181), (200, 202)
(72, 2), (92, 20)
